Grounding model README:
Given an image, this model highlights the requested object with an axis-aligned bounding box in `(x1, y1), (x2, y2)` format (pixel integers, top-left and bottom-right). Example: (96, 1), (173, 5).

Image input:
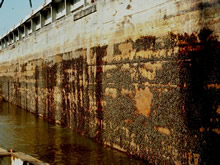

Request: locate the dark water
(0, 102), (148, 165)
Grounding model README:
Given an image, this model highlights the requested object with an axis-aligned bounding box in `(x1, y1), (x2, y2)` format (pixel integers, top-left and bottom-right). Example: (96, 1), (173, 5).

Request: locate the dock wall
(0, 0), (219, 164)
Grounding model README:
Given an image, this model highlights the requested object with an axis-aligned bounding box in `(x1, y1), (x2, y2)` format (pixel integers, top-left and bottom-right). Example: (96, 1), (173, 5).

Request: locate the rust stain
(154, 127), (171, 136)
(207, 84), (220, 89)
(193, 153), (200, 165)
(134, 87), (152, 117)
(126, 4), (131, 10)
(56, 54), (62, 63)
(216, 105), (220, 114)
(125, 119), (134, 124)
(174, 161), (181, 165)
(212, 128), (220, 134)
(187, 151), (200, 165)
(200, 127), (205, 132)
(118, 42), (133, 56)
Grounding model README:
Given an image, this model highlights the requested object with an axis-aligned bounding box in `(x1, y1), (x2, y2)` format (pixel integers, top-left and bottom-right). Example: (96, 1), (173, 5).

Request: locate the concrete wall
(0, 0), (219, 164)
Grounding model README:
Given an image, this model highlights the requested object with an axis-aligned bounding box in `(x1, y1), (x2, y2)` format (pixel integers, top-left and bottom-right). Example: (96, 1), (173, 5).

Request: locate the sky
(0, 0), (45, 37)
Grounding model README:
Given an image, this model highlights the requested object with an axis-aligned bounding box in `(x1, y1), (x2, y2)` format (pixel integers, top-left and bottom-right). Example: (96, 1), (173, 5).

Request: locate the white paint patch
(11, 156), (23, 165)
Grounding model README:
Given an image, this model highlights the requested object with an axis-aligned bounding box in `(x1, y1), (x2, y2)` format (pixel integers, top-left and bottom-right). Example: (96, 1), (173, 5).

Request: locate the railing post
(51, 4), (56, 22)
(66, 0), (70, 15)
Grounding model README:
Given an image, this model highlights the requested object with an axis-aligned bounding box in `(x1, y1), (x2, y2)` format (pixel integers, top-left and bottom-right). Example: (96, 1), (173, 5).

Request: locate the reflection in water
(0, 102), (148, 165)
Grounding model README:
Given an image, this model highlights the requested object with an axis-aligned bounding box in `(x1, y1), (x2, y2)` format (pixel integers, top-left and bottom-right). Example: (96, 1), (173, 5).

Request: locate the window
(70, 0), (84, 12)
(20, 26), (25, 38)
(5, 37), (9, 46)
(8, 33), (14, 45)
(55, 0), (66, 19)
(26, 21), (32, 35)
(33, 15), (41, 31)
(14, 30), (19, 42)
(42, 8), (52, 25)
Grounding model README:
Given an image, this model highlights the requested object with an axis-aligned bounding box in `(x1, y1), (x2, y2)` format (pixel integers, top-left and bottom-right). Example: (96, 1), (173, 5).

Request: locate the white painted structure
(0, 0), (85, 50)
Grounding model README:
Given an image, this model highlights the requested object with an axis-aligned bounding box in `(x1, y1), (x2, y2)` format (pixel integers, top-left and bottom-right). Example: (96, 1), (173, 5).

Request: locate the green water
(0, 102), (148, 165)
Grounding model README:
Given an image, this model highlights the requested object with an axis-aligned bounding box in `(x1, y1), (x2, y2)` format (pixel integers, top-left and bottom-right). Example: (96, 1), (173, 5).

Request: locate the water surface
(0, 102), (148, 165)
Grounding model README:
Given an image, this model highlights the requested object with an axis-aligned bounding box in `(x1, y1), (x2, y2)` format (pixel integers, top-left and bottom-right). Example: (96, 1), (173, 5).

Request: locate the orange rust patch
(174, 161), (181, 165)
(154, 127), (171, 136)
(193, 153), (200, 165)
(56, 54), (62, 63)
(212, 128), (220, 134)
(134, 87), (153, 117)
(121, 88), (132, 97)
(118, 42), (133, 55)
(216, 105), (220, 114)
(125, 119), (134, 124)
(208, 84), (220, 89)
(200, 127), (205, 132)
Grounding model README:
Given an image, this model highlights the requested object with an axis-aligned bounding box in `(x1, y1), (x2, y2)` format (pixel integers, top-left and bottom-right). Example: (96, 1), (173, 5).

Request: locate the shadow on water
(0, 102), (148, 165)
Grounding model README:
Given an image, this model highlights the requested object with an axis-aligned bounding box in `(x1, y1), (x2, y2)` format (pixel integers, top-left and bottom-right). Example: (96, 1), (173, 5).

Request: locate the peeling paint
(154, 127), (171, 136)
(134, 87), (152, 117)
